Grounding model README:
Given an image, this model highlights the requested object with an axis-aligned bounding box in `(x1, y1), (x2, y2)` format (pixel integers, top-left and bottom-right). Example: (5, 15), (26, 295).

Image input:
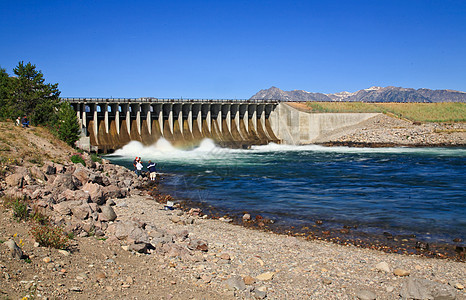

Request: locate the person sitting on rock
(21, 115), (29, 128)
(147, 160), (157, 181)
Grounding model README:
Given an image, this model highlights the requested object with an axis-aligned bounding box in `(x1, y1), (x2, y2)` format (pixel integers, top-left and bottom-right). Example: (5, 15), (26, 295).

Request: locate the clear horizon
(1, 1), (465, 98)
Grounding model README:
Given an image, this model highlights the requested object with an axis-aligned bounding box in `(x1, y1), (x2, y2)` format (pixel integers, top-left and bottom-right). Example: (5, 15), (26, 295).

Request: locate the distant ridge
(250, 86), (466, 103)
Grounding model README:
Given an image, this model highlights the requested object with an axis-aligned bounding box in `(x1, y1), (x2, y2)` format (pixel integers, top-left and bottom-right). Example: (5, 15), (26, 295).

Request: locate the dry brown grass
(0, 122), (74, 170)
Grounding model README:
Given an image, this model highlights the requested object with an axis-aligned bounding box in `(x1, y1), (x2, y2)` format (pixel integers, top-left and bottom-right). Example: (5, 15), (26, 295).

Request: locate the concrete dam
(64, 98), (379, 152)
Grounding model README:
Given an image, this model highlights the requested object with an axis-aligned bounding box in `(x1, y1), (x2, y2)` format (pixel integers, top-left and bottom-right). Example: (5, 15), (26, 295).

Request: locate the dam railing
(62, 97), (281, 104)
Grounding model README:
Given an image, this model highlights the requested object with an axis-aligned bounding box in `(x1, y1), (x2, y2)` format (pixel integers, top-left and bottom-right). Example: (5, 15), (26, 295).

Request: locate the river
(105, 139), (466, 246)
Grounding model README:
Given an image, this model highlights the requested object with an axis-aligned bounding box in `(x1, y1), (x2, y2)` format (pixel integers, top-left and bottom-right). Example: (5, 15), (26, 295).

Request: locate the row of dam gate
(65, 98), (281, 152)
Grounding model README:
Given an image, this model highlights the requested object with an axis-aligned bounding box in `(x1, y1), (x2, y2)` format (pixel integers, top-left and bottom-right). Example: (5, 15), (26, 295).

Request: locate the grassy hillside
(0, 122), (73, 175)
(305, 102), (466, 123)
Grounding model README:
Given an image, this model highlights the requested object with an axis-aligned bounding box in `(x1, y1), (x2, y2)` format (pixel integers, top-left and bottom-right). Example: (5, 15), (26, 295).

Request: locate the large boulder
(52, 174), (77, 193)
(22, 185), (43, 199)
(73, 167), (91, 186)
(99, 206), (117, 222)
(57, 189), (90, 203)
(71, 203), (92, 220)
(53, 200), (81, 216)
(29, 166), (47, 181)
(109, 220), (149, 244)
(82, 182), (105, 205)
(400, 277), (457, 300)
(30, 188), (47, 200)
(13, 166), (29, 176)
(55, 163), (67, 174)
(5, 239), (25, 259)
(42, 162), (57, 175)
(103, 185), (125, 199)
(89, 174), (108, 186)
(5, 173), (24, 188)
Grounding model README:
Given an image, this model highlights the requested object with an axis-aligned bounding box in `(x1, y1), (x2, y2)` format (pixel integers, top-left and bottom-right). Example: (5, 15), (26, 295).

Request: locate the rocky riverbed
(0, 121), (465, 299)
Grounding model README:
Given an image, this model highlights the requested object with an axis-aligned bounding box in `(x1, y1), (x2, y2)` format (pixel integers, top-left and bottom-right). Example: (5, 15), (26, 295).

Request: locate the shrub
(90, 153), (102, 163)
(12, 198), (29, 222)
(70, 154), (86, 166)
(29, 224), (70, 249)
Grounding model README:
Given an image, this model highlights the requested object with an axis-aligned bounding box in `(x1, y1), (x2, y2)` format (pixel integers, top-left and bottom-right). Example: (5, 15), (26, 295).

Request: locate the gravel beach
(1, 189), (464, 299)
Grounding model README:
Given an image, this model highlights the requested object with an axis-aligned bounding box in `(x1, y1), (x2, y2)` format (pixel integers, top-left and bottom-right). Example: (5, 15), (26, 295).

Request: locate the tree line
(0, 61), (81, 147)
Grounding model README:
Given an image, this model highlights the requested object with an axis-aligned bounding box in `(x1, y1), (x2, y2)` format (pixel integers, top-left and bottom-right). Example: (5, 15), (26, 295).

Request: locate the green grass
(306, 102), (381, 113)
(305, 102), (466, 123)
(71, 154), (86, 166)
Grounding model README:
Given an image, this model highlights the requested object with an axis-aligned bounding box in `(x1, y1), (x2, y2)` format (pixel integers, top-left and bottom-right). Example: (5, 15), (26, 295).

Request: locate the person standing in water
(147, 160), (157, 181)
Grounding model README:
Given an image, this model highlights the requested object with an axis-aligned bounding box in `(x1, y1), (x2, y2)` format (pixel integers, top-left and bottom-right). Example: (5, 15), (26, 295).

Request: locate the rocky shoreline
(0, 122), (465, 299)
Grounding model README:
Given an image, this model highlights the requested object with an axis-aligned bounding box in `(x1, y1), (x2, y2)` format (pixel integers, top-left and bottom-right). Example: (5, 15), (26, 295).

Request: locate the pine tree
(10, 61), (60, 125)
(57, 102), (81, 147)
(0, 67), (12, 119)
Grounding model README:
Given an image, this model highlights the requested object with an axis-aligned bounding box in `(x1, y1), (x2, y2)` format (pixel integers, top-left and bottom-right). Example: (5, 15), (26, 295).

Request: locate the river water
(106, 139), (466, 245)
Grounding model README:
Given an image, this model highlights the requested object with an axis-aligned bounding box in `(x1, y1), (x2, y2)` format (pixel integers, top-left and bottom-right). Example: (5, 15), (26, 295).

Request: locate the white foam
(109, 138), (465, 163)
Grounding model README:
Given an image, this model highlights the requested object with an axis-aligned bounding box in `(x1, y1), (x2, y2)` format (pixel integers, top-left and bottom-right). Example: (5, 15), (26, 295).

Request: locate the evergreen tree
(10, 61), (60, 125)
(0, 67), (12, 119)
(57, 102), (81, 147)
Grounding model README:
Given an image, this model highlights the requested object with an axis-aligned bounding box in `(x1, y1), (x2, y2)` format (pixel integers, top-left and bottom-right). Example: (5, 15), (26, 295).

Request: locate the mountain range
(250, 86), (466, 103)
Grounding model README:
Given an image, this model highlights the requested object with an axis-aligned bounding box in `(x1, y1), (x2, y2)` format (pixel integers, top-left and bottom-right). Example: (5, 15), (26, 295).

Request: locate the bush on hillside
(30, 223), (70, 249)
(71, 154), (86, 166)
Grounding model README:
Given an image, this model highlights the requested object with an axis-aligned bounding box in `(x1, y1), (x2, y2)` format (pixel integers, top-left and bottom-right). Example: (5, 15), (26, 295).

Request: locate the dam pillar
(73, 103), (83, 128)
(103, 103), (109, 133)
(249, 104), (257, 132)
(142, 103), (152, 134)
(232, 104), (240, 133)
(222, 104), (231, 133)
(192, 104), (201, 132)
(207, 105), (212, 133)
(154, 104), (163, 135)
(82, 106), (87, 130)
(258, 104), (265, 129)
(186, 104), (193, 133)
(240, 104), (248, 132)
(132, 103), (141, 135)
(168, 104), (174, 134)
(162, 104), (174, 134)
(122, 103), (131, 136)
(112, 104), (120, 135)
(212, 104), (222, 133)
(92, 103), (99, 144)
(174, 104), (183, 134)
(202, 104), (211, 133)
(269, 103), (279, 135)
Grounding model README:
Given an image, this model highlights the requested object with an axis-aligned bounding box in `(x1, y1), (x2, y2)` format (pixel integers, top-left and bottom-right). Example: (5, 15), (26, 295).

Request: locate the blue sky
(1, 0), (465, 98)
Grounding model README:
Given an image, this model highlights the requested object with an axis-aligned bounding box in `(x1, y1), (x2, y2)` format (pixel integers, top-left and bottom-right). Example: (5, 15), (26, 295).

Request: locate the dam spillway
(65, 98), (281, 152)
